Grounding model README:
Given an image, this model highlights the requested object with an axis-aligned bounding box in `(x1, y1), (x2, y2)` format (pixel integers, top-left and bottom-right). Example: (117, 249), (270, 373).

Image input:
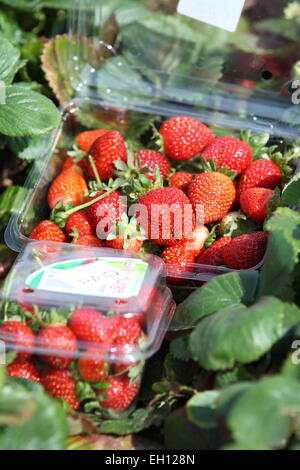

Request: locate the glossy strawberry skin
(87, 131), (127, 182)
(41, 368), (80, 411)
(134, 150), (171, 182)
(113, 317), (143, 347)
(48, 167), (88, 210)
(78, 349), (109, 383)
(76, 129), (108, 153)
(8, 360), (41, 383)
(202, 136), (253, 175)
(73, 234), (105, 248)
(96, 377), (139, 411)
(188, 172), (236, 224)
(196, 236), (232, 266)
(240, 187), (274, 223)
(30, 220), (66, 243)
(138, 187), (195, 245)
(87, 191), (125, 234)
(223, 232), (268, 270)
(160, 116), (215, 161)
(162, 243), (196, 266)
(66, 211), (94, 238)
(169, 172), (194, 193)
(0, 321), (35, 361)
(106, 237), (143, 252)
(237, 159), (281, 197)
(37, 325), (77, 369)
(68, 309), (118, 345)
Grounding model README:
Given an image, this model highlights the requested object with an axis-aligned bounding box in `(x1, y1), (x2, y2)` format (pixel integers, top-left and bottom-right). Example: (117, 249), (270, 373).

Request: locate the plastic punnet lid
(67, 0), (300, 136)
(1, 241), (173, 362)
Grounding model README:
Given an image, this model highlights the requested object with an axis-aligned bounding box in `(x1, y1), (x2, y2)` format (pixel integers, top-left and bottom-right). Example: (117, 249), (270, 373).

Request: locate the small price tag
(177, 0), (245, 32)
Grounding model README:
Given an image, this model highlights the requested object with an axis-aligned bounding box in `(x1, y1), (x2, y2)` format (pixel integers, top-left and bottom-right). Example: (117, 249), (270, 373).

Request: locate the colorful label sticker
(177, 0), (245, 32)
(26, 258), (148, 299)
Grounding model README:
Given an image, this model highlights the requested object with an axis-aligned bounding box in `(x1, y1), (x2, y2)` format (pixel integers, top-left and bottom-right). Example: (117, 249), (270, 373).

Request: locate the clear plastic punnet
(0, 241), (175, 413)
(4, 0), (300, 286)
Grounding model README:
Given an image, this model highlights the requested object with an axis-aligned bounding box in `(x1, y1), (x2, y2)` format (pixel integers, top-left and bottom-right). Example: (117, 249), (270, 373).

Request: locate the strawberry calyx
(113, 150), (163, 201)
(199, 157), (237, 179)
(30, 307), (70, 331)
(151, 123), (165, 155)
(241, 131), (270, 159)
(67, 144), (87, 162)
(106, 214), (146, 250)
(204, 231), (217, 249)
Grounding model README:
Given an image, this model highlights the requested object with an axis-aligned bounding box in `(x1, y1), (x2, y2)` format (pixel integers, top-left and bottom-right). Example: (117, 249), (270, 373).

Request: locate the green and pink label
(26, 257), (148, 298)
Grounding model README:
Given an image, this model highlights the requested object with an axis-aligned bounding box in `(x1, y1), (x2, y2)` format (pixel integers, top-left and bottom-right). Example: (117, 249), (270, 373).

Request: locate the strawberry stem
(88, 155), (102, 188)
(58, 188), (118, 221)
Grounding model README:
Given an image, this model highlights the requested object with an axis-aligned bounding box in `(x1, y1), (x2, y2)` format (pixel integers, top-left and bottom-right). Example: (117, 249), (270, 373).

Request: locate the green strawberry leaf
(0, 84), (60, 136)
(0, 10), (24, 45)
(0, 378), (68, 450)
(173, 270), (259, 326)
(0, 186), (28, 230)
(41, 34), (99, 105)
(7, 134), (52, 161)
(227, 375), (300, 449)
(95, 57), (152, 107)
(99, 408), (154, 435)
(259, 208), (300, 299)
(189, 297), (285, 371)
(282, 171), (300, 207)
(187, 391), (220, 430)
(0, 38), (22, 85)
(170, 335), (191, 362)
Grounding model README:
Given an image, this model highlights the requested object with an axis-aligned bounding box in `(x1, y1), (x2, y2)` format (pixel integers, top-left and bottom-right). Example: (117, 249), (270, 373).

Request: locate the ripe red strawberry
(48, 167), (88, 210)
(86, 131), (127, 181)
(138, 187), (195, 245)
(76, 129), (108, 153)
(30, 220), (66, 243)
(106, 236), (143, 252)
(78, 349), (109, 383)
(223, 231), (268, 269)
(113, 317), (143, 347)
(237, 159), (281, 197)
(0, 321), (35, 361)
(68, 309), (118, 344)
(41, 368), (79, 411)
(8, 360), (40, 383)
(160, 116), (215, 161)
(162, 243), (196, 265)
(188, 172), (236, 224)
(202, 136), (253, 175)
(66, 210), (94, 238)
(97, 377), (139, 411)
(37, 325), (77, 369)
(240, 187), (274, 223)
(169, 172), (194, 193)
(73, 234), (105, 248)
(197, 236), (232, 266)
(87, 191), (125, 234)
(134, 150), (171, 182)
